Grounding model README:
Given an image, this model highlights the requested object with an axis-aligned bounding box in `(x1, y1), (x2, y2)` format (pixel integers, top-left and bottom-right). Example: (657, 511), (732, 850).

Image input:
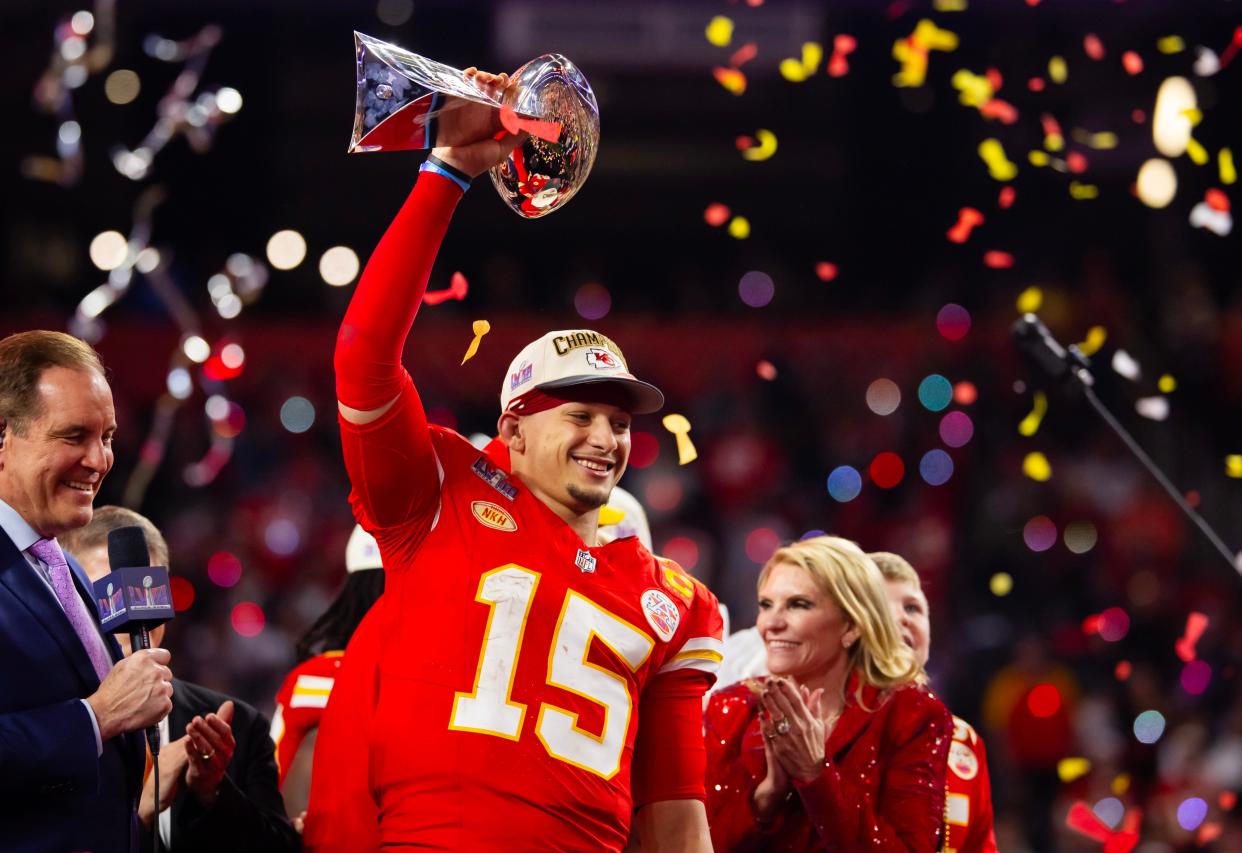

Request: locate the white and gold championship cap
(345, 525), (383, 573)
(500, 329), (664, 415)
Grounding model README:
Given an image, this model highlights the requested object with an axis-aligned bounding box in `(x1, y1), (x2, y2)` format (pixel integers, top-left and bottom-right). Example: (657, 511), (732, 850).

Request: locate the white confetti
(1189, 202), (1233, 236)
(1112, 349), (1142, 381)
(1193, 47), (1220, 77)
(1135, 396), (1169, 421)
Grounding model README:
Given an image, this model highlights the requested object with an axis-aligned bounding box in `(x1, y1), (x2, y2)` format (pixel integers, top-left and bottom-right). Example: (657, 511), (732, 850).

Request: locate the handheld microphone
(93, 526), (175, 756)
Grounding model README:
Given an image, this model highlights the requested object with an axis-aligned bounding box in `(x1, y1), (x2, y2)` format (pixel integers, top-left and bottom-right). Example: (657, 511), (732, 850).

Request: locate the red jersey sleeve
(271, 653), (343, 785)
(793, 687), (953, 852)
(334, 170), (464, 533)
(946, 716), (999, 853)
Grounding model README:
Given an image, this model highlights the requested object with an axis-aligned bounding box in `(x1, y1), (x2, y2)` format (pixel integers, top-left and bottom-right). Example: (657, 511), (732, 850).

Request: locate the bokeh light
(869, 452), (905, 488)
(166, 368), (193, 400)
(89, 230), (128, 271)
(919, 450), (954, 486)
(1133, 709), (1166, 744)
(220, 343), (245, 370)
(939, 411), (974, 447)
(104, 69), (141, 105)
(936, 303), (971, 340)
(627, 430), (659, 469)
(376, 0), (415, 26)
(918, 374), (953, 411)
(319, 246), (360, 286)
(1093, 798), (1125, 829)
(265, 518), (301, 556)
(953, 381), (977, 405)
(1027, 683), (1062, 717)
(1152, 76), (1196, 157)
(170, 576), (195, 612)
(230, 602), (266, 638)
(1064, 521), (1098, 553)
(865, 378), (901, 415)
(643, 473), (684, 512)
(738, 270), (775, 308)
(1136, 158), (1177, 208)
(663, 536), (700, 571)
(990, 572), (1013, 596)
(266, 229), (307, 270)
(207, 551), (242, 588)
(1181, 660), (1211, 696)
(1177, 798), (1208, 832)
(1023, 516), (1057, 551)
(574, 282), (612, 320)
(280, 396), (316, 433)
(215, 87), (243, 114)
(744, 527), (780, 563)
(1098, 607), (1130, 642)
(827, 465), (863, 501)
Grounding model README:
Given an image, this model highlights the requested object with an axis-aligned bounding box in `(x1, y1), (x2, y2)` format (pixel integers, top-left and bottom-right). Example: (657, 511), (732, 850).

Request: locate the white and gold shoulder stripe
(658, 636), (725, 675)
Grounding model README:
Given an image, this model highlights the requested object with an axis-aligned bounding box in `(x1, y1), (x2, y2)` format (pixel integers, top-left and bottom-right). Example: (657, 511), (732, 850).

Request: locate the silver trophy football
(349, 32), (599, 219)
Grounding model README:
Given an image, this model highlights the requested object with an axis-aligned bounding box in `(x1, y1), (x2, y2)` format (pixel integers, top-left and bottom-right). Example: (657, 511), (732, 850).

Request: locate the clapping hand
(185, 700), (236, 805)
(759, 678), (828, 785)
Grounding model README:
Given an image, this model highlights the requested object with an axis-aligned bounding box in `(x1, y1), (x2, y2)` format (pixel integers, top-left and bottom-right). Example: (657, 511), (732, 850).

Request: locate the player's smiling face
(508, 401), (631, 520)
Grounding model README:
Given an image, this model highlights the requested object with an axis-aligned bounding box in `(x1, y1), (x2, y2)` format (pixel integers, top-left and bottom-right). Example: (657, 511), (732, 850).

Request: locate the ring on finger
(775, 718), (791, 736)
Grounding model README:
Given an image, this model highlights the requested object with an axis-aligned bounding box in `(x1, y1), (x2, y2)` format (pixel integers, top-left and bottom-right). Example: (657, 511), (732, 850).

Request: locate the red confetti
(756, 360), (777, 381)
(1174, 611), (1209, 662)
(1221, 791), (1237, 811)
(1028, 77), (1046, 92)
(1084, 33), (1105, 60)
(979, 99), (1019, 124)
(1027, 684), (1061, 717)
(1220, 25), (1242, 69)
(1186, 489), (1200, 508)
(729, 42), (758, 68)
(814, 261), (839, 282)
(712, 66), (747, 95)
(1082, 613), (1103, 636)
(947, 207), (985, 243)
(424, 271), (469, 305)
(170, 576), (195, 612)
(1131, 109), (1146, 123)
(1198, 823), (1224, 845)
(1066, 151), (1088, 173)
(1205, 188), (1230, 212)
(704, 203), (731, 227)
(998, 186), (1016, 208)
(953, 381), (977, 405)
(983, 250), (1015, 269)
(1115, 660), (1132, 681)
(498, 104), (562, 144)
(735, 135), (755, 150)
(1040, 113), (1063, 141)
(985, 68), (1003, 91)
(828, 34), (857, 78)
(1065, 802), (1140, 853)
(1122, 50), (1143, 75)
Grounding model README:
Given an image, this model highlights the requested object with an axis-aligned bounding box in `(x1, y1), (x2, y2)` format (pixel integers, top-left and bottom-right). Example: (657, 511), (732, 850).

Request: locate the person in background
(872, 551), (998, 853)
(62, 504), (299, 853)
(704, 536), (951, 851)
(0, 330), (172, 853)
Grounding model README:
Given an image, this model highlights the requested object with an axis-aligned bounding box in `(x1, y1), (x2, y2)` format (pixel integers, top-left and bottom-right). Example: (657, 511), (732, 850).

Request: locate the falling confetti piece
(1028, 77), (1046, 92)
(947, 207), (984, 243)
(1206, 188), (1230, 211)
(1199, 824), (1224, 845)
(1041, 113), (1064, 150)
(892, 19), (958, 87)
(1195, 47), (1221, 77)
(780, 42), (823, 82)
(979, 99), (1019, 124)
(1070, 182), (1099, 200)
(1029, 150), (1051, 167)
(983, 250), (1014, 268)
(932, 0), (966, 10)
(756, 360), (777, 380)
(1058, 757), (1091, 783)
(1018, 391), (1047, 437)
(712, 67), (747, 95)
(978, 138), (1017, 180)
(1076, 326), (1107, 356)
(1083, 33), (1105, 60)
(1222, 25), (1242, 68)
(1048, 55), (1067, 83)
(1189, 201), (1233, 236)
(827, 34), (856, 77)
(1115, 661), (1132, 681)
(1186, 137), (1209, 165)
(729, 43), (758, 68)
(1175, 612), (1209, 662)
(1221, 791), (1237, 811)
(460, 319), (490, 365)
(1122, 51), (1143, 75)
(1221, 149), (1237, 183)
(1065, 801), (1140, 852)
(703, 203), (731, 226)
(1016, 286), (1043, 313)
(727, 216), (750, 239)
(815, 261), (839, 281)
(705, 15), (734, 47)
(498, 104), (562, 143)
(1157, 36), (1185, 54)
(424, 271), (469, 305)
(1023, 451), (1052, 481)
(662, 413), (698, 465)
(951, 69), (993, 107)
(740, 129), (778, 161)
(1135, 396), (1169, 421)
(1065, 151), (1088, 173)
(1158, 374), (1177, 393)
(1112, 350), (1141, 380)
(999, 186), (1016, 208)
(1226, 455), (1242, 478)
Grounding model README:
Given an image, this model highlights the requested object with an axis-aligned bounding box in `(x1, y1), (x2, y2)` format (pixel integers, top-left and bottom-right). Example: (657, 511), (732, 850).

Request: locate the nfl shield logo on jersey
(575, 549), (597, 573)
(641, 589), (680, 642)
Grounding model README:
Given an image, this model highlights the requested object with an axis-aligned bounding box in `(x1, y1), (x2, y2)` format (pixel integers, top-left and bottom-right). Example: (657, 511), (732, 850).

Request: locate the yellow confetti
(1018, 391), (1047, 437)
(1182, 107), (1203, 126)
(914, 19), (959, 52)
(989, 572), (1013, 596)
(713, 67), (747, 96)
(1057, 757), (1092, 783)
(1076, 325), (1107, 356)
(951, 69), (993, 107)
(780, 42), (822, 82)
(1016, 286), (1044, 313)
(892, 20), (958, 87)
(1023, 451), (1052, 481)
(979, 138), (1018, 180)
(598, 505), (626, 526)
(780, 58), (809, 82)
(1072, 129), (1118, 150)
(1029, 150), (1051, 166)
(460, 319), (490, 365)
(1186, 137), (1209, 165)
(662, 414), (698, 465)
(1156, 36), (1185, 54)
(1049, 55), (1068, 84)
(1112, 774), (1131, 795)
(727, 216), (750, 239)
(1226, 455), (1242, 478)
(933, 0), (968, 9)
(1158, 374), (1177, 393)
(740, 129), (778, 162)
(1221, 148), (1237, 184)
(706, 16), (733, 48)
(1044, 133), (1064, 152)
(1069, 181), (1099, 200)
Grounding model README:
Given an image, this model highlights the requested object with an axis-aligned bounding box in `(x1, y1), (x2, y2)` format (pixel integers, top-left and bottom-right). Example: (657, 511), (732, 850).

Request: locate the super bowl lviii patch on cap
(499, 329), (665, 415)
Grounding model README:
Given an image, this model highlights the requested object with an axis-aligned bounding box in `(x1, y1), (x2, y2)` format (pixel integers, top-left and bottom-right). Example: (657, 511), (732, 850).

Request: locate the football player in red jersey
(872, 552), (998, 853)
(333, 68), (723, 851)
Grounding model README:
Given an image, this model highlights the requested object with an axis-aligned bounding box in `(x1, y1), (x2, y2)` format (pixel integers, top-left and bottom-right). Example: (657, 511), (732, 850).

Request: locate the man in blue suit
(0, 330), (175, 853)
